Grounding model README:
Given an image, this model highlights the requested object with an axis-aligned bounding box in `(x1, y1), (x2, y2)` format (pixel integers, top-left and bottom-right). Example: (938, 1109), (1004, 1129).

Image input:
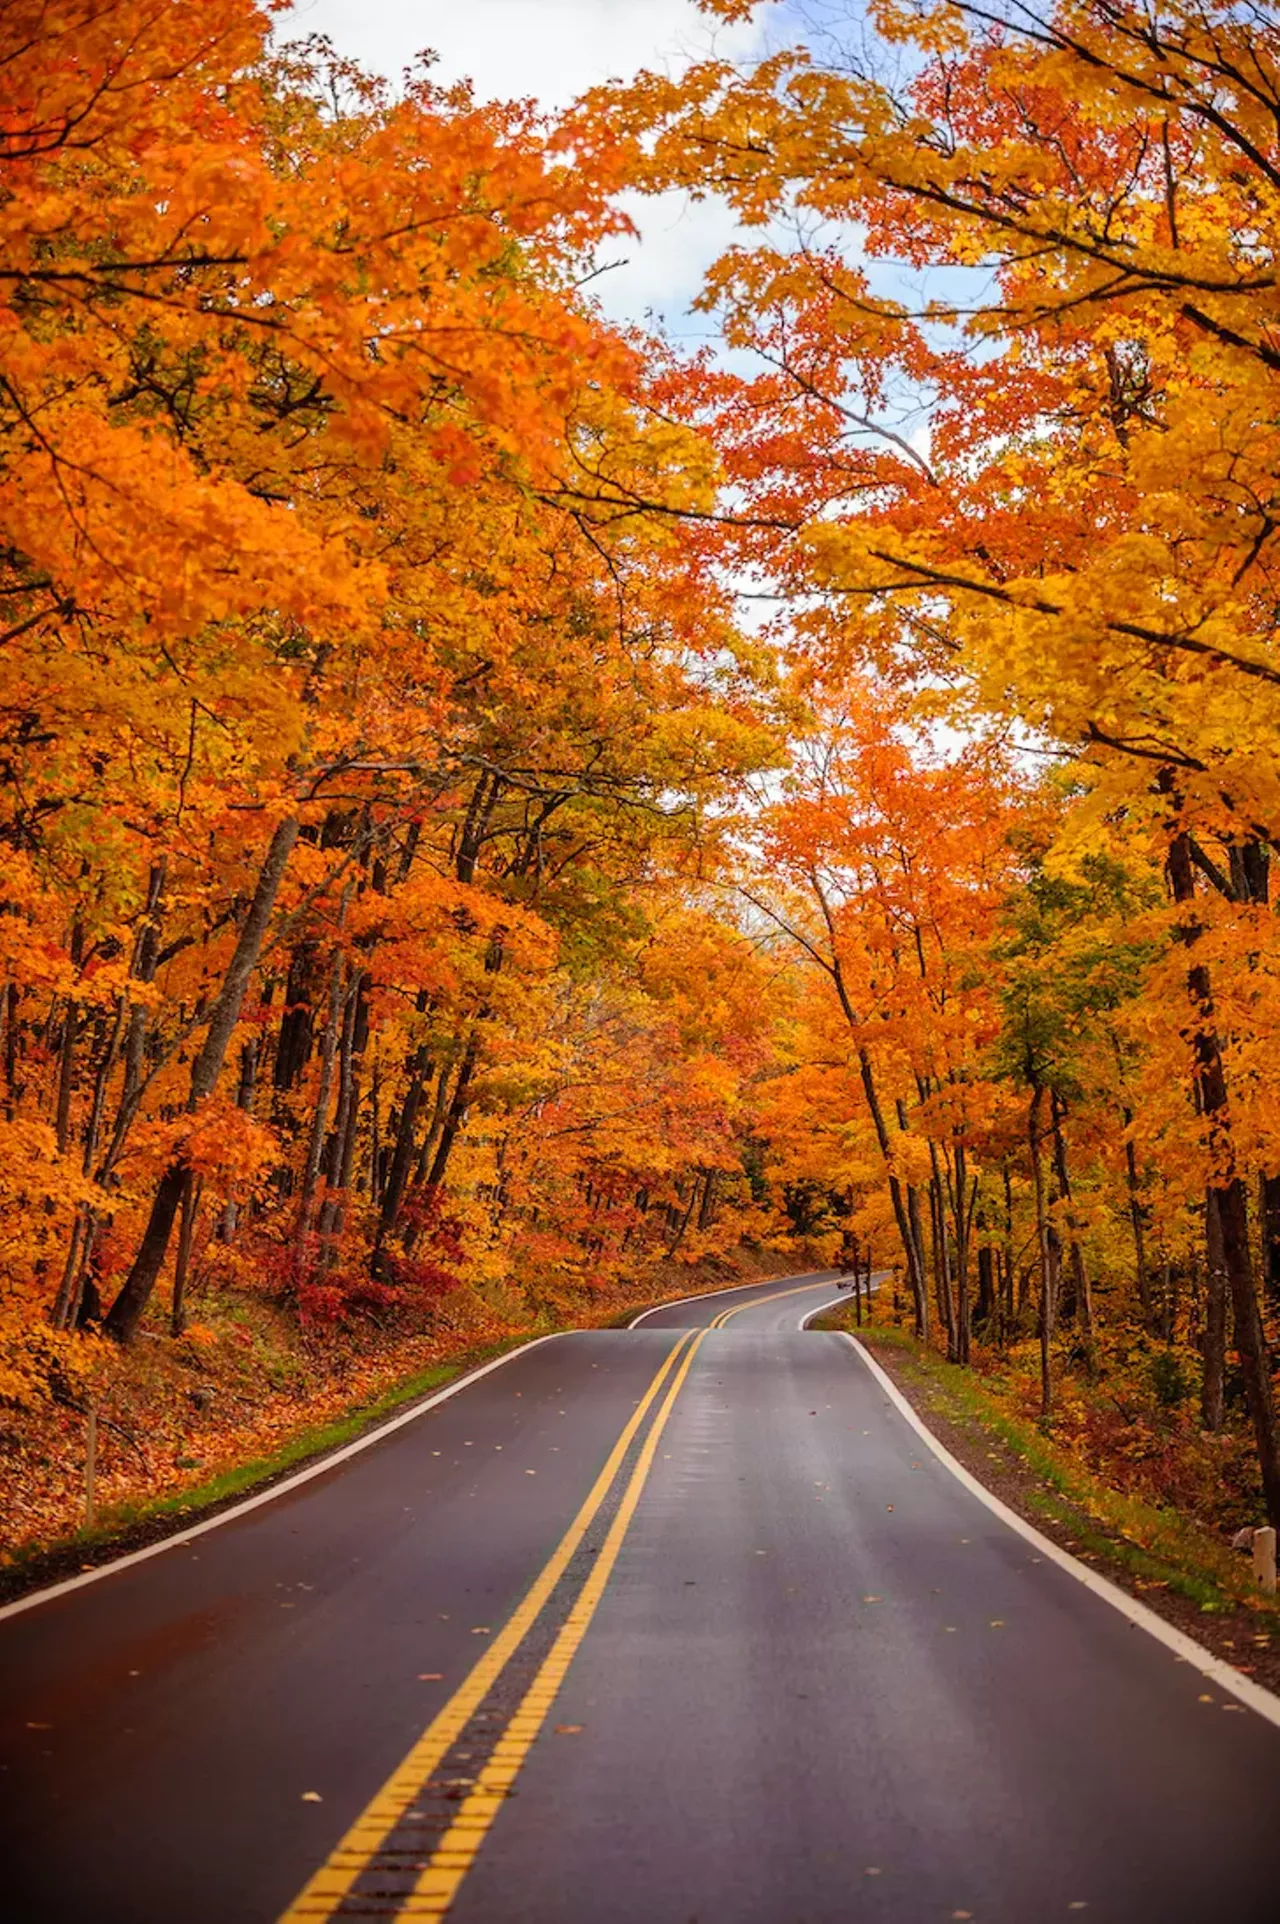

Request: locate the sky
(281, 0), (794, 333)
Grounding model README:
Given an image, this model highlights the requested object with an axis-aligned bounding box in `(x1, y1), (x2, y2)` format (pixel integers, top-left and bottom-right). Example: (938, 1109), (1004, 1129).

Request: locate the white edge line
(799, 1272), (889, 1331)
(627, 1269), (836, 1328)
(0, 1331), (574, 1624)
(796, 1291), (857, 1328)
(6, 1271), (834, 1620)
(841, 1331), (1280, 1732)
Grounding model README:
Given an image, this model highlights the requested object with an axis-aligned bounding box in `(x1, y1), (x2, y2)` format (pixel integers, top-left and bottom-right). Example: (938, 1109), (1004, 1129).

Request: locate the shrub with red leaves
(263, 1213), (464, 1330)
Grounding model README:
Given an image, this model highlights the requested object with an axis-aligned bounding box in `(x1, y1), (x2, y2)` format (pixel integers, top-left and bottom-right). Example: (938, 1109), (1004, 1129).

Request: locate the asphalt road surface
(3, 1271), (1279, 1923)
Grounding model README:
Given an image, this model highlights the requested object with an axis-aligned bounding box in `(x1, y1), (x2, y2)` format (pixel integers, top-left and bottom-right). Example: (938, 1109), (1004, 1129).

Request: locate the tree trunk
(1166, 819), (1280, 1525)
(171, 1174), (203, 1337)
(1122, 1121), (1155, 1329)
(54, 999), (79, 1155)
(273, 940), (319, 1093)
(297, 947), (345, 1245)
(51, 1210), (87, 1333)
(104, 817), (299, 1342)
(318, 973), (365, 1248)
(904, 1180), (929, 1342)
(667, 1177), (700, 1257)
(976, 1241), (995, 1333)
(927, 1153), (957, 1358)
(411, 1058), (454, 1189)
(1028, 1081), (1056, 1422)
(377, 1053), (430, 1246)
(1002, 1163), (1016, 1338)
(951, 1145), (973, 1364)
(1202, 1186), (1228, 1432)
(1051, 1089), (1095, 1367)
(98, 862), (167, 1187)
(1260, 1172), (1280, 1312)
(401, 1034), (479, 1255)
(219, 1035), (261, 1241)
(853, 1050), (927, 1336)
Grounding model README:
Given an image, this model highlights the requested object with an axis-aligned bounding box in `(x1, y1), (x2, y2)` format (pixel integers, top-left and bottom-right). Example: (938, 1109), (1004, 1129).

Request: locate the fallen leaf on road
(862, 1595), (882, 1604)
(301, 1792), (323, 1802)
(1198, 1694), (1213, 1703)
(418, 1673), (443, 1681)
(554, 1725), (583, 1735)
(864, 1867), (882, 1876)
(989, 1620), (1005, 1629)
(471, 1626), (491, 1635)
(25, 1721), (52, 1730)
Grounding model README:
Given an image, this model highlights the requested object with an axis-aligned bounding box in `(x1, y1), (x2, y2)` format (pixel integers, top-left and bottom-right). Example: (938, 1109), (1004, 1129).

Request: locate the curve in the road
(4, 1269), (1279, 1924)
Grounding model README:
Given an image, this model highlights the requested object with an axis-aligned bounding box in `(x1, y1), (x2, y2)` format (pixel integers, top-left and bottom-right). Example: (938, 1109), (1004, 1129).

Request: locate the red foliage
(261, 1223), (463, 1330)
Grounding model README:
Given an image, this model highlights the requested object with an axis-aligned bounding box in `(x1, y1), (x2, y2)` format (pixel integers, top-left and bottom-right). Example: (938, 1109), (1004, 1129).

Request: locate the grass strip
(817, 1312), (1280, 1623)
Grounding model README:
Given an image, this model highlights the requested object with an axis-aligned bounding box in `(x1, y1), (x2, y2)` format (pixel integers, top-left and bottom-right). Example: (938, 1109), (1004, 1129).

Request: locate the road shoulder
(814, 1310), (1280, 1697)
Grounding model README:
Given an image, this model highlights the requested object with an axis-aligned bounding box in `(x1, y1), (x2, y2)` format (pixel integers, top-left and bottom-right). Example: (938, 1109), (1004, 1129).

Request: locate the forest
(5, 0), (1280, 1561)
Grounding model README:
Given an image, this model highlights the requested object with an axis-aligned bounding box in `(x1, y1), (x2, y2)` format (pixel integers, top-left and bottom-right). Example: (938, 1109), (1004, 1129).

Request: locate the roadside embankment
(814, 1305), (1280, 1696)
(1, 1245), (798, 1599)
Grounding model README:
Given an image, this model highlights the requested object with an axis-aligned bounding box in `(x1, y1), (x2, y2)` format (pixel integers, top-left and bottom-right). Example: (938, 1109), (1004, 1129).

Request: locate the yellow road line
(709, 1278), (834, 1328)
(278, 1330), (695, 1922)
(397, 1329), (707, 1919)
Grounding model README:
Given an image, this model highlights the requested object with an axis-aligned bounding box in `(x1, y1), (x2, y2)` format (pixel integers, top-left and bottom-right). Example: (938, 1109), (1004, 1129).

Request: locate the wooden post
(1253, 1525), (1277, 1595)
(85, 1400), (98, 1529)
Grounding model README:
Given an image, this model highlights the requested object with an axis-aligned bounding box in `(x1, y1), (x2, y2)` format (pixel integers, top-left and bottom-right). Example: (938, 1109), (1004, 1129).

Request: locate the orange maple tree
(7, 0), (1280, 1550)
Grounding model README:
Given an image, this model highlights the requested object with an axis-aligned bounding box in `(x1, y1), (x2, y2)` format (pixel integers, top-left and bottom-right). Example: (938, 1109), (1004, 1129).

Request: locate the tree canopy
(6, 0), (1280, 1539)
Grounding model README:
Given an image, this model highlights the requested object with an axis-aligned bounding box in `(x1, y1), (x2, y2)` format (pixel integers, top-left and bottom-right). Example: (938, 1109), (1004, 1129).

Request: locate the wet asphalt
(2, 1272), (1278, 1922)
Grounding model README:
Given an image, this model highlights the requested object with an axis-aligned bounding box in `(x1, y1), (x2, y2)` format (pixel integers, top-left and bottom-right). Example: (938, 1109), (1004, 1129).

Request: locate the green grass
(819, 1310), (1280, 1623)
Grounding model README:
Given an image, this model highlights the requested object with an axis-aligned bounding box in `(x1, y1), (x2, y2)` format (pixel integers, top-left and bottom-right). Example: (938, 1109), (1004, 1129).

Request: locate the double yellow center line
(708, 1278), (830, 1328)
(280, 1329), (706, 1922)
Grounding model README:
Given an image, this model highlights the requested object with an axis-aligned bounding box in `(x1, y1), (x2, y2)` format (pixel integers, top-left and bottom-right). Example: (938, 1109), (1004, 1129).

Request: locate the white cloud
(282, 0), (782, 327)
(282, 0), (766, 111)
(586, 187), (752, 332)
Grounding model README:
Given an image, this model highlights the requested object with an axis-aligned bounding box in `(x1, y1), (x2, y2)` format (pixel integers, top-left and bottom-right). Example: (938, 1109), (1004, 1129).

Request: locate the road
(2, 1271), (1278, 1922)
